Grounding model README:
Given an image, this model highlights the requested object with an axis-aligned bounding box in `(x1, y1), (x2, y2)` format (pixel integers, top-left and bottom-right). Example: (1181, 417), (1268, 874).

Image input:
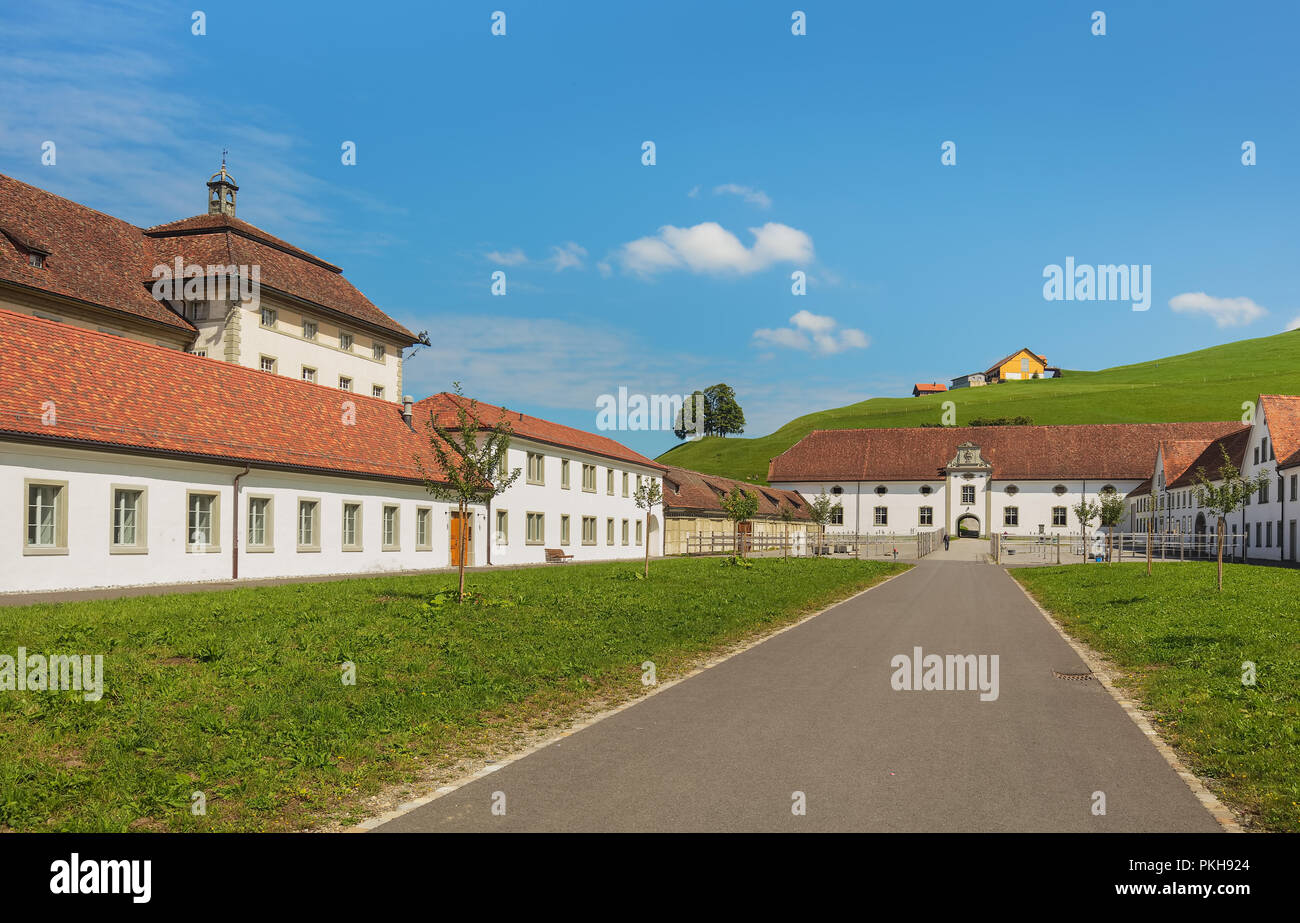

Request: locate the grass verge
(0, 556), (905, 831)
(1012, 562), (1300, 831)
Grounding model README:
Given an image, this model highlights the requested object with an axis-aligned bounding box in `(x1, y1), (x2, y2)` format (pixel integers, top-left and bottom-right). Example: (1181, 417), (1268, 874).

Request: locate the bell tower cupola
(206, 153), (238, 217)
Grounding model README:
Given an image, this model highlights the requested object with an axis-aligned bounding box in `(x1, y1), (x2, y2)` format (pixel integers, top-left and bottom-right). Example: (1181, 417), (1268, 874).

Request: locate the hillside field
(658, 329), (1300, 484)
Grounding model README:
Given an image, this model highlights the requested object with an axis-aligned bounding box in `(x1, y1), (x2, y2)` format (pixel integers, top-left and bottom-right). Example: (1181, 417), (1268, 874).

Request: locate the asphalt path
(377, 561), (1222, 832)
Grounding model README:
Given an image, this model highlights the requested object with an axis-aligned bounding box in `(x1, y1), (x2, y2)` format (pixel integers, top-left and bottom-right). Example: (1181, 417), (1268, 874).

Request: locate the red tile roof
(0, 173), (415, 344)
(662, 466), (811, 520)
(1156, 439), (1211, 487)
(414, 393), (665, 472)
(1168, 428), (1252, 488)
(1260, 394), (1300, 468)
(768, 422), (1248, 483)
(912, 383), (947, 394)
(144, 214), (417, 343)
(0, 174), (194, 332)
(0, 309), (445, 483)
(1126, 478), (1152, 499)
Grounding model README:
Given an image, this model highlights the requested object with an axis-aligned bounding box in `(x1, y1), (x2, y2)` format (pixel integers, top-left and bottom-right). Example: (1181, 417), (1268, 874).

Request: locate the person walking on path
(942, 531), (950, 552)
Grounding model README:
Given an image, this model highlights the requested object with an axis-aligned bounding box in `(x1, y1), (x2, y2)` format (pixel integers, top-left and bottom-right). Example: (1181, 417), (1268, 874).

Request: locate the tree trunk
(1146, 521), (1152, 576)
(643, 510), (650, 578)
(458, 500), (468, 602)
(1107, 528), (1113, 564)
(1216, 517), (1225, 591)
(784, 523), (789, 558)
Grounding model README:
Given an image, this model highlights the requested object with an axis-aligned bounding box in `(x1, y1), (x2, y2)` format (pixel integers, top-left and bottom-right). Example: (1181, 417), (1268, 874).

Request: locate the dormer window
(28, 253), (45, 268)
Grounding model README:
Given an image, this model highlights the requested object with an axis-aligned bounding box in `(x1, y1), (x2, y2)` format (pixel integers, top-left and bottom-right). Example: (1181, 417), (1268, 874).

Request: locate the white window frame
(527, 452), (545, 486)
(382, 504), (400, 551)
(247, 495), (275, 552)
(342, 501), (363, 552)
(109, 484), (148, 554)
(186, 490), (221, 553)
(416, 507), (433, 551)
(297, 497), (321, 552)
(24, 478), (68, 555)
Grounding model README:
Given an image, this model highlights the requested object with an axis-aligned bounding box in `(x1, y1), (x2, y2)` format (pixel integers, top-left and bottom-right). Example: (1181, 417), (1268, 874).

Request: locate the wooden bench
(544, 548), (574, 563)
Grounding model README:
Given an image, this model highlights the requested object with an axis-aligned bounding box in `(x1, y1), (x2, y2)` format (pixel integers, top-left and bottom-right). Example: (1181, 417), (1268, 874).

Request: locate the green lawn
(1012, 562), (1300, 832)
(0, 556), (904, 831)
(660, 328), (1300, 483)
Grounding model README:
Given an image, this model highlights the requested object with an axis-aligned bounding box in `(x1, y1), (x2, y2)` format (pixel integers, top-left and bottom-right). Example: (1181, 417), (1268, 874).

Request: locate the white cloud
(547, 241), (587, 271)
(753, 310), (870, 355)
(686, 185), (700, 198)
(485, 242), (587, 272)
(401, 314), (710, 415)
(1169, 292), (1268, 328)
(486, 248), (529, 266)
(616, 221), (813, 276)
(0, 0), (394, 253)
(1286, 316), (1300, 332)
(713, 183), (772, 208)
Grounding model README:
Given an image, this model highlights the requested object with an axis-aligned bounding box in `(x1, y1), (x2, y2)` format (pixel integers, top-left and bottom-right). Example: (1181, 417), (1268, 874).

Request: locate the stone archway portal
(956, 514), (980, 538)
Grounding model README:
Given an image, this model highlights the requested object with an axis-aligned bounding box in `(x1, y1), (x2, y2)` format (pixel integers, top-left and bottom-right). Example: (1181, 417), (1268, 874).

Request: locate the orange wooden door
(449, 513), (466, 565)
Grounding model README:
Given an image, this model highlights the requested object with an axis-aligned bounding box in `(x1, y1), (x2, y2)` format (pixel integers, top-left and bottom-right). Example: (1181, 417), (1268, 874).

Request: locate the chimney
(402, 395), (413, 425)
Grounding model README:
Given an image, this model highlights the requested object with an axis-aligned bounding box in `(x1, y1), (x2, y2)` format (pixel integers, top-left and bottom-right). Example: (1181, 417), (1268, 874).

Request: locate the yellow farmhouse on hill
(984, 347), (1056, 383)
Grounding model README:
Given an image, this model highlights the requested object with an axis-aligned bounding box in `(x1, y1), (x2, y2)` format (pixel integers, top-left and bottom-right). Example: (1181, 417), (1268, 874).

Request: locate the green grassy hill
(658, 328), (1300, 484)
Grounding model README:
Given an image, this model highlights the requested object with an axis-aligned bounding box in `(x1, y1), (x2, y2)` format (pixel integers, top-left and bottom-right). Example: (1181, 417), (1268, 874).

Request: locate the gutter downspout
(232, 464), (250, 580)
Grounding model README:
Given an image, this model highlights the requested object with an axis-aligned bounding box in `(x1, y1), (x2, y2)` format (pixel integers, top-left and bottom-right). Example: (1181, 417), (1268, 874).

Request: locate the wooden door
(450, 512), (473, 566)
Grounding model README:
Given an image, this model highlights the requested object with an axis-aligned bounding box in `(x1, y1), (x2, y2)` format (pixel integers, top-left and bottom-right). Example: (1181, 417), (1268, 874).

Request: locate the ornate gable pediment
(946, 441), (991, 470)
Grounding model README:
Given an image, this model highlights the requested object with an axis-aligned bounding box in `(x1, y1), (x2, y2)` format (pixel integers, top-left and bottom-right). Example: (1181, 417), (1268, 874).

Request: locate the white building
(0, 166), (419, 402)
(413, 394), (666, 567)
(769, 422), (1244, 539)
(0, 167), (667, 594)
(1, 310), (665, 594)
(1127, 395), (1300, 563)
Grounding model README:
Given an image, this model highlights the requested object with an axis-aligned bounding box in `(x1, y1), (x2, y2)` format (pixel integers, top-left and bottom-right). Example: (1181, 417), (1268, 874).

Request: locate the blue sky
(2, 0), (1297, 456)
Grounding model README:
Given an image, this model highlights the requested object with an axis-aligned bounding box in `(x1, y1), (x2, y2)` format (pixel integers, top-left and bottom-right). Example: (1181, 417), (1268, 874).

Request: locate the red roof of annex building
(1168, 428), (1253, 488)
(1259, 394), (1300, 468)
(0, 172), (416, 343)
(414, 393), (667, 472)
(0, 309), (444, 483)
(662, 465), (811, 520)
(912, 382), (947, 393)
(768, 422), (1248, 483)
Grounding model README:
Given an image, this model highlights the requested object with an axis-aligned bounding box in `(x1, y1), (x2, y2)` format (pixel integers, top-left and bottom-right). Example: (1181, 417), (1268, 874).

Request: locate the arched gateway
(956, 514), (981, 538)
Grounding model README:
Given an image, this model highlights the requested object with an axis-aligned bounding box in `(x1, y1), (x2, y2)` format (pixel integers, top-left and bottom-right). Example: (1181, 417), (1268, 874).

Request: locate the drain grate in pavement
(1052, 669), (1096, 681)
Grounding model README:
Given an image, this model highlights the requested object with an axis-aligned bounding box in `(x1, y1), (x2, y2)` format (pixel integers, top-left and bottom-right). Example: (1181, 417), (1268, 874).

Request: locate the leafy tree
(633, 478), (663, 578)
(1072, 497), (1101, 558)
(415, 383), (521, 602)
(720, 486), (760, 558)
(1098, 487), (1125, 564)
(1191, 443), (1271, 591)
(807, 492), (841, 556)
(704, 383), (746, 437)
